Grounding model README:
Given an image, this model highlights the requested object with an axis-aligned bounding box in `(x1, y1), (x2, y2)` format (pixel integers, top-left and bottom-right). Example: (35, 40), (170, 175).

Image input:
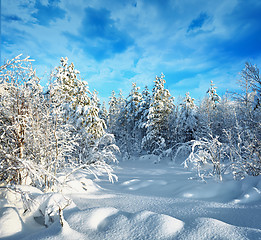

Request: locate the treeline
(105, 64), (261, 180)
(0, 55), (260, 189)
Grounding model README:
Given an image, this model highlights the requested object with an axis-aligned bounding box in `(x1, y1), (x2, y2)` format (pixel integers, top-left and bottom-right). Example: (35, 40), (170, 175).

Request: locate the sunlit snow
(0, 156), (261, 239)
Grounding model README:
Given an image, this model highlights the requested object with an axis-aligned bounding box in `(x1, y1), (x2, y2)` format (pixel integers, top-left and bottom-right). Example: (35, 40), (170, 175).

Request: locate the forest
(0, 55), (261, 239)
(0, 55), (260, 191)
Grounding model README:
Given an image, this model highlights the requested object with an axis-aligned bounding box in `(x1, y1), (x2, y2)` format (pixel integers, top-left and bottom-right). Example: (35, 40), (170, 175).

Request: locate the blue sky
(2, 0), (261, 103)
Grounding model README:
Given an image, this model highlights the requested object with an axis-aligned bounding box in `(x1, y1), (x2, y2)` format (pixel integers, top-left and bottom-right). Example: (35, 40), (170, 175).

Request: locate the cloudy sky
(2, 0), (261, 102)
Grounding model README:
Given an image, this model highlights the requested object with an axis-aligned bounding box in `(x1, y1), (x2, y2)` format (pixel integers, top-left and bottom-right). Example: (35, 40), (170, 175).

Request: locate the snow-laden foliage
(142, 74), (174, 155)
(136, 86), (151, 137)
(0, 55), (55, 187)
(207, 80), (221, 109)
(1, 55), (261, 192)
(224, 126), (261, 180)
(176, 136), (226, 181)
(0, 56), (118, 190)
(124, 83), (142, 154)
(176, 92), (198, 143)
(105, 68), (260, 180)
(99, 101), (109, 126)
(48, 57), (118, 180)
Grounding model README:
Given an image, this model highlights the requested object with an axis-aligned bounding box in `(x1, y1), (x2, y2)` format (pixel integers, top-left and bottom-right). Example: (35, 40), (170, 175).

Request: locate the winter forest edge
(0, 55), (261, 231)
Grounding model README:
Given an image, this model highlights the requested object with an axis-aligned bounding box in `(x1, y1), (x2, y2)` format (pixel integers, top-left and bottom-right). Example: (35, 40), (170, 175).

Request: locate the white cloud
(2, 0), (260, 102)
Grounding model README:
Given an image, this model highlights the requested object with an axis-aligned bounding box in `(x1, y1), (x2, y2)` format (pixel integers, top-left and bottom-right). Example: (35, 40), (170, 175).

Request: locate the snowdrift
(0, 157), (261, 239)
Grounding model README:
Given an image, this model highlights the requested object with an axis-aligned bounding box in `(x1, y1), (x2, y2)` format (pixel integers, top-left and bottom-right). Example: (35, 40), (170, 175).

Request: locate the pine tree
(136, 86), (151, 152)
(197, 81), (221, 138)
(49, 57), (108, 164)
(207, 80), (221, 109)
(108, 90), (118, 133)
(115, 92), (129, 157)
(125, 83), (142, 154)
(142, 74), (174, 155)
(99, 101), (108, 126)
(176, 92), (198, 143)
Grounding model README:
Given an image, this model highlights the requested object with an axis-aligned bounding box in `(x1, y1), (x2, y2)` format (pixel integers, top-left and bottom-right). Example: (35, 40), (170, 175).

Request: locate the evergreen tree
(136, 86), (151, 151)
(115, 92), (129, 157)
(125, 83), (142, 154)
(50, 57), (114, 166)
(108, 90), (118, 133)
(99, 101), (109, 126)
(197, 81), (221, 138)
(176, 92), (198, 143)
(207, 80), (221, 109)
(142, 74), (174, 155)
(108, 90), (126, 151)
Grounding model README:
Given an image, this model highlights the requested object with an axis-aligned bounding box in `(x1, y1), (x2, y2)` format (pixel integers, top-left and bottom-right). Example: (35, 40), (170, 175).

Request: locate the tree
(125, 83), (142, 155)
(0, 55), (65, 188)
(197, 81), (221, 139)
(136, 86), (151, 151)
(99, 101), (108, 126)
(50, 57), (114, 165)
(176, 92), (198, 143)
(234, 62), (259, 110)
(207, 80), (221, 109)
(108, 91), (119, 133)
(142, 74), (174, 155)
(0, 55), (118, 189)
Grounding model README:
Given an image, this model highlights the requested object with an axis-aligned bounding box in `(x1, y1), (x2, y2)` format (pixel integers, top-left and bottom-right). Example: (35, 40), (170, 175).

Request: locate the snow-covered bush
(0, 55), (53, 187)
(224, 128), (261, 180)
(174, 127), (260, 181)
(0, 55), (119, 191)
(34, 193), (73, 227)
(174, 136), (227, 181)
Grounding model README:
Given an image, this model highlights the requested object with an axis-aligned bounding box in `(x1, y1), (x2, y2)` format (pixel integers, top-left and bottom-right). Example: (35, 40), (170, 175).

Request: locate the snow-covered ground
(1, 156), (261, 239)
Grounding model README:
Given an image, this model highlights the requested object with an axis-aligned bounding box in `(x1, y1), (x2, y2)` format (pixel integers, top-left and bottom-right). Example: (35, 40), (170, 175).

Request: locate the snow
(1, 157), (261, 239)
(0, 207), (22, 238)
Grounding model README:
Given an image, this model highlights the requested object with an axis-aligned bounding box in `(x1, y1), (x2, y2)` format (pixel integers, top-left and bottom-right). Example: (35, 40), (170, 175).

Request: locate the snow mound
(179, 217), (261, 240)
(66, 207), (184, 240)
(0, 207), (23, 237)
(33, 193), (76, 227)
(181, 180), (242, 201)
(0, 185), (42, 209)
(180, 175), (261, 203)
(234, 175), (261, 204)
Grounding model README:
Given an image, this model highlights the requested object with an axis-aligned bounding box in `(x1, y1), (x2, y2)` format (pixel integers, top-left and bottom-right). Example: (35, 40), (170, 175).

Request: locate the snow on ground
(1, 156), (261, 239)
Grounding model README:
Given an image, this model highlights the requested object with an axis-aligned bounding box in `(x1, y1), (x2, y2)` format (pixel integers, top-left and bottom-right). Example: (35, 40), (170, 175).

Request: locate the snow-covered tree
(108, 91), (119, 133)
(142, 74), (174, 155)
(233, 62), (258, 110)
(176, 92), (198, 143)
(197, 81), (222, 138)
(207, 80), (221, 109)
(50, 57), (115, 166)
(136, 86), (151, 150)
(125, 83), (142, 154)
(0, 55), (65, 188)
(0, 56), (118, 189)
(108, 90), (127, 153)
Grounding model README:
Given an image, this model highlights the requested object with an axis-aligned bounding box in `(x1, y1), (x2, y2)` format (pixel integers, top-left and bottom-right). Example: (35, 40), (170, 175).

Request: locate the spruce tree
(136, 86), (151, 152)
(176, 92), (198, 143)
(125, 83), (142, 154)
(50, 57), (106, 163)
(142, 74), (174, 155)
